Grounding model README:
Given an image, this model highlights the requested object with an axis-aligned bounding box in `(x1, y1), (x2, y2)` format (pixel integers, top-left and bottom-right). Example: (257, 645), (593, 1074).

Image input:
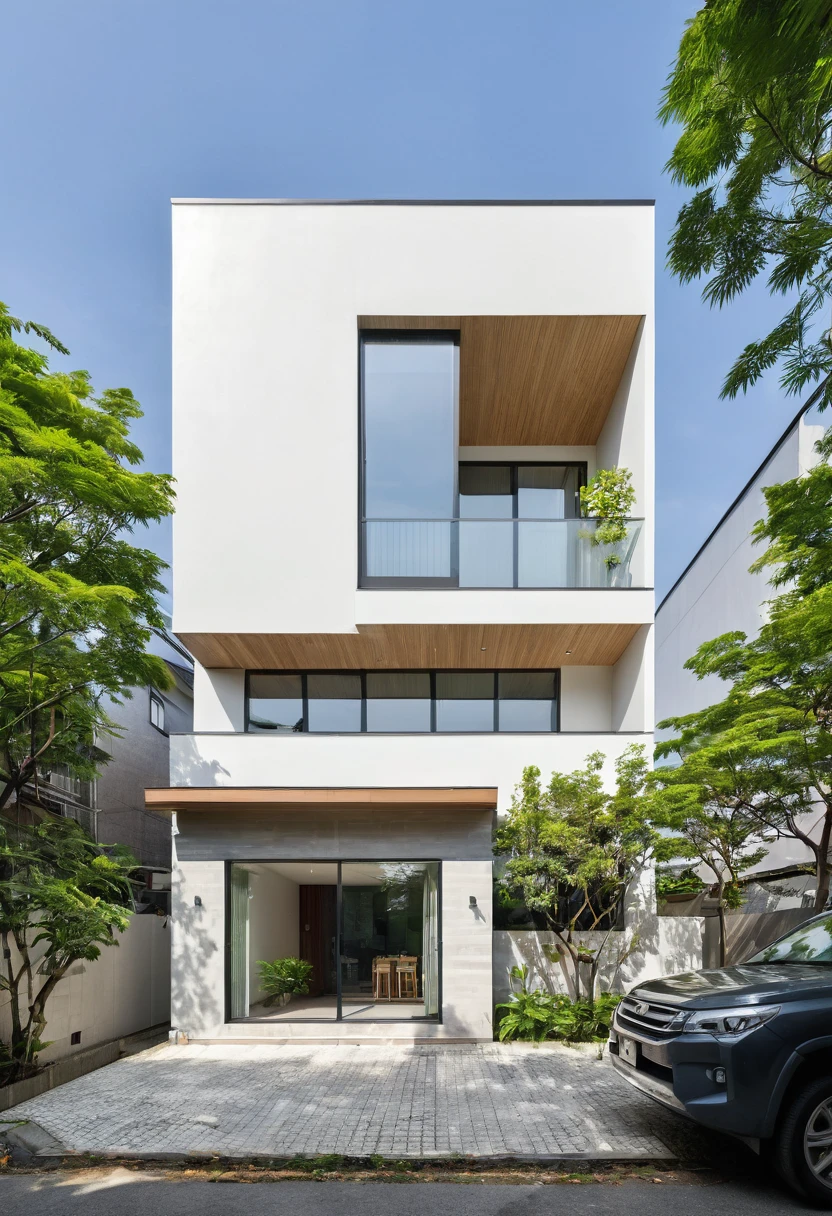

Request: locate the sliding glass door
(227, 860), (441, 1023)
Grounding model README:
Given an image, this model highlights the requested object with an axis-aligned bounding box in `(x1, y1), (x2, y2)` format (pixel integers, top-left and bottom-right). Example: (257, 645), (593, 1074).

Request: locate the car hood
(630, 964), (832, 1009)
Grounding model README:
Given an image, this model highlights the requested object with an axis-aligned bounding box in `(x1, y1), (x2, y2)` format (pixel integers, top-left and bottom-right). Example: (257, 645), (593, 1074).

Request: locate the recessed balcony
(360, 516), (645, 589)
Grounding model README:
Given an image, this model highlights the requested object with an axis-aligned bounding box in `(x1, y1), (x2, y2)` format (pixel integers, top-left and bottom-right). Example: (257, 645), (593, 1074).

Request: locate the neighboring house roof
(657, 386), (825, 615)
(165, 660), (194, 691)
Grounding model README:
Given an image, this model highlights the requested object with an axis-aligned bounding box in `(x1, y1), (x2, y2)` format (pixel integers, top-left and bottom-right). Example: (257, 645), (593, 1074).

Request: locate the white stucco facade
(165, 200), (656, 1043)
(656, 403), (825, 875)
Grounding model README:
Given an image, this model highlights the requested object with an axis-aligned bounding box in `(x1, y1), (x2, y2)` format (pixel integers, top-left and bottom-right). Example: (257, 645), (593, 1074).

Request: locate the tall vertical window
(361, 334), (459, 585)
(149, 692), (166, 733)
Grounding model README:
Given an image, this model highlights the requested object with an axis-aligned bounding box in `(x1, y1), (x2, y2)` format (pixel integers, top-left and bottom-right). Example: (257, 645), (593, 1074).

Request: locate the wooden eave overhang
(144, 786), (498, 813)
(177, 621), (641, 671)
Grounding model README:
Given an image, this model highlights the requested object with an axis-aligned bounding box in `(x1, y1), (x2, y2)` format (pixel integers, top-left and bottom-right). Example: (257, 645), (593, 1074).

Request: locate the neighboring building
(42, 625), (194, 870)
(656, 400), (826, 882)
(152, 199), (656, 1043)
(95, 628), (194, 869)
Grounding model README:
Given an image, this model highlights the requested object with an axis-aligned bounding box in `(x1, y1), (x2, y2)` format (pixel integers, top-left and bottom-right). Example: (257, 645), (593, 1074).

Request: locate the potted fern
(257, 957), (314, 1006)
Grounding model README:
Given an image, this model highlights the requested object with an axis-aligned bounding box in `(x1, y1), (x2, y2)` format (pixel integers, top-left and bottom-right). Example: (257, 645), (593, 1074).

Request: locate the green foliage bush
(257, 957), (313, 1004)
(579, 467), (636, 570)
(494, 965), (621, 1043)
(656, 867), (706, 899)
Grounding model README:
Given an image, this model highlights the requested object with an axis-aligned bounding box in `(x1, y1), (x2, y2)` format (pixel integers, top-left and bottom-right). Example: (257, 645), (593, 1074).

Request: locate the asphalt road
(0, 1172), (818, 1215)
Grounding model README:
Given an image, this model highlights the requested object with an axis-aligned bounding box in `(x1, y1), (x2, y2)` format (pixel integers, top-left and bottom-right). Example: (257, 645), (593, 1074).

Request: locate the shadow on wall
(492, 867), (704, 1004)
(169, 734), (230, 788)
(170, 868), (223, 1037)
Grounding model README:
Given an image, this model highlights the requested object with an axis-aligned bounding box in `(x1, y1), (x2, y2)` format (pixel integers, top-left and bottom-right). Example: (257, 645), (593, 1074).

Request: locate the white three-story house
(150, 199), (655, 1042)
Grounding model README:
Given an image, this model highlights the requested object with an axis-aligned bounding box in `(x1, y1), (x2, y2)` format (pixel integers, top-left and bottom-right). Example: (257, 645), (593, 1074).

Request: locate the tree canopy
(494, 746), (663, 1001)
(0, 302), (174, 811)
(657, 583), (832, 910)
(0, 815), (136, 1084)
(662, 0), (832, 405)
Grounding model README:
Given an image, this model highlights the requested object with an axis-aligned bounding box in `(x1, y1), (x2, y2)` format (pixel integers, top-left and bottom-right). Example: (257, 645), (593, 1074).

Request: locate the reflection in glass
(363, 340), (457, 520)
(748, 915), (832, 965)
(435, 672), (494, 731)
(341, 861), (440, 1019)
(458, 464), (513, 587)
(366, 673), (431, 732)
(307, 674), (362, 732)
(517, 466), (581, 587)
(228, 861), (339, 1021)
(498, 672), (556, 732)
(517, 465), (582, 518)
(247, 674), (303, 732)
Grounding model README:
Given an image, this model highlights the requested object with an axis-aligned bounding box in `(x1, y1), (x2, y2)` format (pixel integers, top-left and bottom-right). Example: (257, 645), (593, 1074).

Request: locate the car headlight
(678, 1005), (780, 1036)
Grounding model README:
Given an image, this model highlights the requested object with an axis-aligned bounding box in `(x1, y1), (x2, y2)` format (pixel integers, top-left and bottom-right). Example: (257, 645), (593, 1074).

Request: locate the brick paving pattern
(3, 1042), (690, 1159)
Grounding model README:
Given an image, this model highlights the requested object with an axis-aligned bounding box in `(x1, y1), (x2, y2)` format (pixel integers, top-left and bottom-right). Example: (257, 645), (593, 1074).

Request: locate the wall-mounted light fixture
(469, 896), (478, 908)
(194, 896), (202, 908)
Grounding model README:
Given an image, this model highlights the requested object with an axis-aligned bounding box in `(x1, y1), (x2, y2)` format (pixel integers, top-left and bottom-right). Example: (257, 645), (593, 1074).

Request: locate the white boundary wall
(0, 915), (170, 1064)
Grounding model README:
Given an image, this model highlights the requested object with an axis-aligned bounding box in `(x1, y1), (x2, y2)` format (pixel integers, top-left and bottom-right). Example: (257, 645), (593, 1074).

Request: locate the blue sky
(3, 0), (800, 601)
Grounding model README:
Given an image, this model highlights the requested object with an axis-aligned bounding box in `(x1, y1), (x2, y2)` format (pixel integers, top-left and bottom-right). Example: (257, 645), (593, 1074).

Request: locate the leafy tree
(751, 427), (832, 595)
(0, 302), (174, 810)
(662, 0), (832, 405)
(0, 815), (136, 1084)
(651, 736), (770, 964)
(494, 746), (663, 1002)
(657, 584), (832, 912)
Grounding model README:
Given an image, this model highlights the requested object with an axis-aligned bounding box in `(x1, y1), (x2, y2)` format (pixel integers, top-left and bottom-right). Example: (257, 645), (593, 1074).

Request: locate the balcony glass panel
(435, 672), (494, 732)
(366, 672), (431, 732)
(248, 674), (303, 733)
(361, 518), (643, 588)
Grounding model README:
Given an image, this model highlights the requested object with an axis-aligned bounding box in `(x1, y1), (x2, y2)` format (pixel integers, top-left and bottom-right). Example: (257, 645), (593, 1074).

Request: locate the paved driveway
(2, 1042), (704, 1161)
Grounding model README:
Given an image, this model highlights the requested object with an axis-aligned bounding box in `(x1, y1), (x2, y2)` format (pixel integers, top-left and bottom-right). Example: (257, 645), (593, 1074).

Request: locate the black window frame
(359, 329), (461, 590)
(245, 669), (561, 734)
(149, 690), (167, 736)
(225, 857), (443, 1025)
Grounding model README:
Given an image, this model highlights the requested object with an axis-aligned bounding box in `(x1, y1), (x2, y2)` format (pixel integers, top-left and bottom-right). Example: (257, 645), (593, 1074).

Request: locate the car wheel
(776, 1075), (832, 1206)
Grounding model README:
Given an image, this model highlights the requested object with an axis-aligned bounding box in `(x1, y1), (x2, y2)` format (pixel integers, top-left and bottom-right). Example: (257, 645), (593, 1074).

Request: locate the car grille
(616, 995), (683, 1040)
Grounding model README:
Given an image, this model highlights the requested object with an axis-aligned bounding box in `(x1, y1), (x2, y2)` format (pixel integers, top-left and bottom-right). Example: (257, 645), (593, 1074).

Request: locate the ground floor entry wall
(170, 804), (493, 1041)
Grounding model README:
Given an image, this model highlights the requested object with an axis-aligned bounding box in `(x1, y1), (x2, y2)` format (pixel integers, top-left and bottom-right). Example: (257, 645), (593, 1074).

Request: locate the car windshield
(747, 915), (832, 965)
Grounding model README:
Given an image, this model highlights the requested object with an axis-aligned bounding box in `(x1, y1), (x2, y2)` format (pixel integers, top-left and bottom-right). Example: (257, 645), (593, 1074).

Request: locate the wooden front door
(299, 884), (337, 997)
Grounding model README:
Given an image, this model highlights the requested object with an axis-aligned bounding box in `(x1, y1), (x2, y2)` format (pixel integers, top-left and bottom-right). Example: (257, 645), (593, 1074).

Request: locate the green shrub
(257, 957), (313, 1004)
(656, 867), (706, 899)
(494, 965), (622, 1043)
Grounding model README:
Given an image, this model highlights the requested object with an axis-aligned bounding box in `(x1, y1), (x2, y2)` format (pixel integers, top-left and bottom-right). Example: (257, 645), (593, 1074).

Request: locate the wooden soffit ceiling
(177, 622), (639, 671)
(358, 314), (642, 445)
(145, 786), (498, 813)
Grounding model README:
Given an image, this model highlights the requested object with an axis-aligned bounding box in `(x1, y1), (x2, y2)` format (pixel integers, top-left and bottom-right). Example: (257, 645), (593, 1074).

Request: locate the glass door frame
(224, 858), (443, 1024)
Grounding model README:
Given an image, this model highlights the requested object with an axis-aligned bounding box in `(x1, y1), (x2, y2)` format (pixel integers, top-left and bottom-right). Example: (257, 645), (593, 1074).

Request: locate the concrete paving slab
(1, 1042), (693, 1161)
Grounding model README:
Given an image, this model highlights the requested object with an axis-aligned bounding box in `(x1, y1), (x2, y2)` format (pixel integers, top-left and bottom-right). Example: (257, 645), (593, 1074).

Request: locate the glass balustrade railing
(360, 518), (645, 589)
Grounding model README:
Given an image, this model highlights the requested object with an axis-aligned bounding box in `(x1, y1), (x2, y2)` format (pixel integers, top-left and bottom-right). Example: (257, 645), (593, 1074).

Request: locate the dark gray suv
(609, 912), (832, 1205)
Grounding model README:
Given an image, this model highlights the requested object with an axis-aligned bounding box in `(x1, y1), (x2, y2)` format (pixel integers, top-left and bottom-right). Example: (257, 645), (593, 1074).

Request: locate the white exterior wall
(656, 408), (824, 874)
(170, 731), (650, 816)
(656, 410), (823, 724)
(0, 916), (170, 1064)
(171, 201), (655, 1040)
(172, 202), (654, 636)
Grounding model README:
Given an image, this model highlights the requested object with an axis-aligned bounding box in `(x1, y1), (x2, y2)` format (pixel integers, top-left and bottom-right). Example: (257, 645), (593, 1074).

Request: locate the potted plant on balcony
(257, 957), (314, 1007)
(579, 467), (636, 586)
